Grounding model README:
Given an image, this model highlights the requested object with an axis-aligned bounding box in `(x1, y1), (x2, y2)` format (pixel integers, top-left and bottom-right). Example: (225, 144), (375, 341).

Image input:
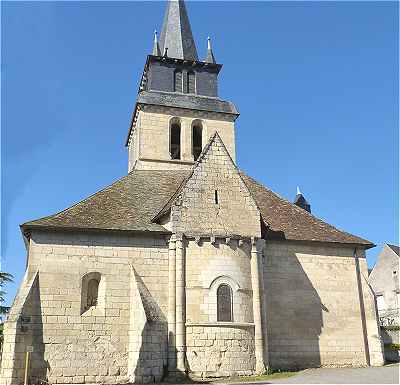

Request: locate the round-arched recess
(191, 119), (203, 161)
(169, 117), (181, 160)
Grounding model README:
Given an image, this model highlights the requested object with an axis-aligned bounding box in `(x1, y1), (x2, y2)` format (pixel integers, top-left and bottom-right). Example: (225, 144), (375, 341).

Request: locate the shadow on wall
(133, 273), (168, 383)
(14, 275), (47, 383)
(264, 247), (324, 369)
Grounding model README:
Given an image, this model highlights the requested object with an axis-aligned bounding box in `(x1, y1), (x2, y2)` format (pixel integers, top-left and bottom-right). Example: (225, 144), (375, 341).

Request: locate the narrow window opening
(87, 278), (99, 309)
(217, 284), (232, 322)
(187, 71), (196, 94)
(81, 272), (103, 315)
(170, 120), (181, 160)
(174, 70), (182, 92)
(214, 190), (219, 205)
(192, 123), (203, 160)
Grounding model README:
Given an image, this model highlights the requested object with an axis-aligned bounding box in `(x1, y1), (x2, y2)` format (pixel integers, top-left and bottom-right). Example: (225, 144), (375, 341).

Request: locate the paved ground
(250, 364), (400, 384)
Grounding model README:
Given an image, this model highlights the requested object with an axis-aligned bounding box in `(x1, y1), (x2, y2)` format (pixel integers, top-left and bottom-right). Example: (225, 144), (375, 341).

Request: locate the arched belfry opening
(187, 71), (196, 94)
(192, 120), (203, 160)
(170, 118), (181, 160)
(174, 70), (183, 92)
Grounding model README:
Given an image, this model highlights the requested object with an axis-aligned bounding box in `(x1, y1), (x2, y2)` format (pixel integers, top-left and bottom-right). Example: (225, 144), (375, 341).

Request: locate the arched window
(81, 272), (103, 314)
(174, 70), (183, 92)
(87, 278), (99, 308)
(187, 71), (196, 94)
(170, 119), (181, 160)
(217, 284), (232, 322)
(192, 121), (203, 160)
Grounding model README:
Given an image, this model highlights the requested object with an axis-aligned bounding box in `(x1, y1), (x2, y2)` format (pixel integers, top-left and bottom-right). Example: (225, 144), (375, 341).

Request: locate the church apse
(184, 238), (257, 377)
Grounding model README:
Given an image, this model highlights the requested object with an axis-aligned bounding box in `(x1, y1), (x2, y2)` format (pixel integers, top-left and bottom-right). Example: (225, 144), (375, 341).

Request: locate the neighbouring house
(0, 1), (384, 384)
(369, 243), (400, 326)
(369, 244), (399, 363)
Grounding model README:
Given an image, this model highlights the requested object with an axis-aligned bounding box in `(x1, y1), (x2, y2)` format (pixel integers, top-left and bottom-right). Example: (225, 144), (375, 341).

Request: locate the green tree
(0, 271), (13, 315)
(0, 271), (13, 349)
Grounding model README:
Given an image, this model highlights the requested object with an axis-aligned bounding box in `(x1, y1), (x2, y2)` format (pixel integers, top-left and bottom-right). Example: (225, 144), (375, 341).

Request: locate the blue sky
(1, 1), (398, 305)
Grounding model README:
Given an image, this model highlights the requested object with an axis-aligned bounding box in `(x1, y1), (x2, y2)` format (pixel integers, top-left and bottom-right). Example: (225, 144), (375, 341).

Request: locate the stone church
(0, 1), (384, 384)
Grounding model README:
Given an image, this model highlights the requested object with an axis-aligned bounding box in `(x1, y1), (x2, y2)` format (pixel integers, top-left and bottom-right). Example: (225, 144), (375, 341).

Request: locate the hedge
(381, 325), (400, 331)
(384, 343), (400, 351)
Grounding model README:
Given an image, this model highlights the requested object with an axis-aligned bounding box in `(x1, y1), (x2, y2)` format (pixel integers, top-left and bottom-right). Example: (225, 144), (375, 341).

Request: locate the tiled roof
(22, 170), (187, 234)
(240, 174), (373, 247)
(22, 169), (373, 247)
(137, 91), (239, 116)
(387, 244), (400, 256)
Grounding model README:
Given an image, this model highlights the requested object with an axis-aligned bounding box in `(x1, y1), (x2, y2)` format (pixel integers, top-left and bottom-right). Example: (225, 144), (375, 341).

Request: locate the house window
(376, 295), (385, 311)
(217, 284), (232, 322)
(170, 119), (181, 160)
(192, 121), (203, 160)
(174, 70), (183, 92)
(187, 71), (195, 94)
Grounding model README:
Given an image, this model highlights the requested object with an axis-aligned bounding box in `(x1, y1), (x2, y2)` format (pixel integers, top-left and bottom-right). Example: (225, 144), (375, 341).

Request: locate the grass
(213, 370), (298, 383)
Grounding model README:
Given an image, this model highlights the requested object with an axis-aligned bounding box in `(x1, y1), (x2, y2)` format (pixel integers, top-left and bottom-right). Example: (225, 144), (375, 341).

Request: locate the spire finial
(205, 36), (216, 64)
(152, 29), (161, 56)
(297, 186), (302, 195)
(158, 0), (198, 60)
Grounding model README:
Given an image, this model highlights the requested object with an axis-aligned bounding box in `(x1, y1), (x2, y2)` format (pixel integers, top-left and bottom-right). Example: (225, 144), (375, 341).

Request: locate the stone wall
(128, 105), (237, 171)
(184, 238), (257, 377)
(171, 134), (260, 238)
(0, 271), (45, 384)
(185, 239), (253, 324)
(1, 231), (170, 385)
(263, 241), (384, 369)
(186, 324), (255, 377)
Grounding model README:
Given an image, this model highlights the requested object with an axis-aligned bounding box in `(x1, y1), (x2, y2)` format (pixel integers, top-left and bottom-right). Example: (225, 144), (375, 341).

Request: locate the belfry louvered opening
(170, 118), (181, 160)
(187, 71), (196, 94)
(174, 70), (183, 92)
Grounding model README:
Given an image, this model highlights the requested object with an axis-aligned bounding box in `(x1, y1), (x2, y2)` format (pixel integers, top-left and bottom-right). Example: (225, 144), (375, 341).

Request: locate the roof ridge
(152, 132), (262, 224)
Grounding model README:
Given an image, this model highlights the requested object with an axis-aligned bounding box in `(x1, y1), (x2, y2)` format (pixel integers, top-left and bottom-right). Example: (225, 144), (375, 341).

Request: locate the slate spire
(152, 30), (161, 56)
(205, 36), (216, 64)
(294, 186), (311, 213)
(158, 0), (198, 61)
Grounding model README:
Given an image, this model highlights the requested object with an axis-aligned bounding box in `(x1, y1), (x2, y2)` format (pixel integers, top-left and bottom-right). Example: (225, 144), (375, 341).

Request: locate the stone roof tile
(22, 169), (373, 247)
(22, 170), (187, 234)
(240, 173), (373, 247)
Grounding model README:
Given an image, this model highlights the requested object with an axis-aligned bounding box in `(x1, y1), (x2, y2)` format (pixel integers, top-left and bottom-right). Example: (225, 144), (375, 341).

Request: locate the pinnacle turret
(205, 37), (216, 64)
(294, 187), (311, 213)
(152, 30), (161, 56)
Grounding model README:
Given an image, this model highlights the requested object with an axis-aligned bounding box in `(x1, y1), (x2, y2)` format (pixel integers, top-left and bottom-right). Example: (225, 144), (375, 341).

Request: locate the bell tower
(126, 0), (239, 171)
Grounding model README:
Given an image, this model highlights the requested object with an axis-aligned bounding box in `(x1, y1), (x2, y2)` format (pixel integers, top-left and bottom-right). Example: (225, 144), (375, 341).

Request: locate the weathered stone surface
(169, 133), (260, 238)
(128, 105), (236, 172)
(186, 325), (255, 377)
(264, 242), (384, 369)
